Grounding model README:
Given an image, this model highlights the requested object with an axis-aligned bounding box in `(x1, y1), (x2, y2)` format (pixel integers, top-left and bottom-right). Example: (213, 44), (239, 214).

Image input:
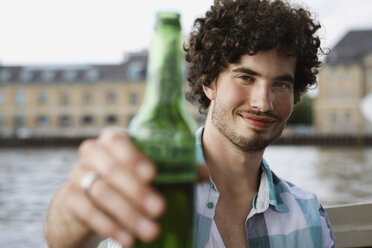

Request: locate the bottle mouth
(156, 12), (181, 28)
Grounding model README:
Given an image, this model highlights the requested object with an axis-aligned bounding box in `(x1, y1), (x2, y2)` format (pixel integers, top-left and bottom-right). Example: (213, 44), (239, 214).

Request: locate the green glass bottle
(128, 12), (196, 248)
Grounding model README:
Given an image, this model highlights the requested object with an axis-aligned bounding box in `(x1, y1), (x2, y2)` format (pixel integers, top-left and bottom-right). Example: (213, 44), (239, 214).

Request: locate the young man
(44, 0), (335, 247)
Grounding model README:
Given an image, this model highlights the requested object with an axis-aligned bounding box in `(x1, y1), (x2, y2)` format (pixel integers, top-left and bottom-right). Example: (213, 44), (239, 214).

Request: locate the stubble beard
(211, 101), (285, 152)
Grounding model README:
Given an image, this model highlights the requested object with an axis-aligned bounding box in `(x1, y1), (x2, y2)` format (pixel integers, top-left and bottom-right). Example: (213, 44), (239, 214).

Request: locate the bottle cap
(156, 12), (181, 29)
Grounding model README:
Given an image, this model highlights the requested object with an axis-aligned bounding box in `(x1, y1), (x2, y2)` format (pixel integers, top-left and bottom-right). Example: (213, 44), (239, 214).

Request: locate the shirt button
(209, 181), (215, 189)
(207, 202), (214, 209)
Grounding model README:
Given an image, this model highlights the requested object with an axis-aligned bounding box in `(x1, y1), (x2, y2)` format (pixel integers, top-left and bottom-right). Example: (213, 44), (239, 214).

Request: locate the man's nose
(249, 83), (274, 112)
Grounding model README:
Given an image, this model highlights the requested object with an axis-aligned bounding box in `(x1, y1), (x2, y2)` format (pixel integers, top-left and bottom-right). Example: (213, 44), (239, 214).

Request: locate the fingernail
(144, 193), (164, 215)
(115, 231), (133, 246)
(137, 218), (159, 239)
(136, 162), (154, 180)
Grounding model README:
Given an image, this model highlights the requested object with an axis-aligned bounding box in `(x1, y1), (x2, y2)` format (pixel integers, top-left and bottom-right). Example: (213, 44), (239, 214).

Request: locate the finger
(72, 161), (165, 220)
(66, 184), (134, 247)
(72, 165), (162, 242)
(85, 172), (162, 242)
(76, 146), (166, 219)
(197, 163), (210, 183)
(97, 127), (156, 182)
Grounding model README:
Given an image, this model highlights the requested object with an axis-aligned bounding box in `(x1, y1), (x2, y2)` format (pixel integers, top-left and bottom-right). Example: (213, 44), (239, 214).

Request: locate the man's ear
(202, 80), (217, 101)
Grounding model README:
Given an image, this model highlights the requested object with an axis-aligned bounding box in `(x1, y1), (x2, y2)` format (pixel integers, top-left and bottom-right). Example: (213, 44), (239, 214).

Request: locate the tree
(287, 94), (313, 125)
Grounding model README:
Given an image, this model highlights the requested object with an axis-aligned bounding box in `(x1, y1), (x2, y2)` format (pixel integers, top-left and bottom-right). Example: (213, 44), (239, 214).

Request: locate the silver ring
(80, 171), (99, 194)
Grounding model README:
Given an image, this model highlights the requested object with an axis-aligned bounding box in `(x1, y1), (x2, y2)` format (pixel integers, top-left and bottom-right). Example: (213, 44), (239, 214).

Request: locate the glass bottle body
(128, 12), (196, 248)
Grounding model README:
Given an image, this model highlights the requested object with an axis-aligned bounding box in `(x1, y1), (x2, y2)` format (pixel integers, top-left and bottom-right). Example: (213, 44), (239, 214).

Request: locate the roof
(0, 52), (148, 84)
(326, 30), (372, 65)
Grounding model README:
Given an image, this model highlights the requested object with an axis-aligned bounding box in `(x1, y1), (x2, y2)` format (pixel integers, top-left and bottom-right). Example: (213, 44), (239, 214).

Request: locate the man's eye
(274, 81), (291, 89)
(238, 75), (254, 82)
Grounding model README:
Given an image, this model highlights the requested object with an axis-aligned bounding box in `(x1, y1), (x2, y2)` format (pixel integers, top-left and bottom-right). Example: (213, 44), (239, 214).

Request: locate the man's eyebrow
(232, 67), (294, 84)
(275, 74), (295, 84)
(232, 67), (261, 76)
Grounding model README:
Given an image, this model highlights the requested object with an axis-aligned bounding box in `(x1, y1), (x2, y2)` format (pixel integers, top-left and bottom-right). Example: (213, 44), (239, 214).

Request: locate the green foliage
(287, 94), (313, 125)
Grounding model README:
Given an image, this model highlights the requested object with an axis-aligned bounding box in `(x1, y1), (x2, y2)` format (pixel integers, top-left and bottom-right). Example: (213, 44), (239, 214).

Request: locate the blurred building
(315, 30), (372, 135)
(0, 53), (148, 137)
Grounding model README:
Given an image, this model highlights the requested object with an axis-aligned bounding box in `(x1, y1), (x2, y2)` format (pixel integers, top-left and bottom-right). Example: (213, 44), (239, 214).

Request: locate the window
(106, 91), (116, 104)
(61, 92), (69, 105)
(37, 116), (48, 127)
(15, 116), (25, 128)
(82, 115), (94, 125)
(41, 71), (55, 81)
(59, 116), (70, 128)
(344, 90), (352, 100)
(127, 62), (145, 81)
(106, 115), (117, 125)
(64, 71), (78, 81)
(329, 91), (337, 100)
(344, 69), (351, 82)
(329, 68), (337, 81)
(83, 92), (92, 104)
(129, 92), (138, 106)
(330, 112), (337, 124)
(19, 71), (33, 82)
(0, 70), (11, 82)
(345, 112), (351, 125)
(85, 69), (100, 81)
(0, 93), (4, 106)
(38, 91), (48, 104)
(15, 91), (27, 107)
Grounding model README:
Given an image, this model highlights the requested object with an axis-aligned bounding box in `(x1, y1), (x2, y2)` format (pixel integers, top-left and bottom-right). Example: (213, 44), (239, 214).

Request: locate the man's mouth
(239, 113), (278, 129)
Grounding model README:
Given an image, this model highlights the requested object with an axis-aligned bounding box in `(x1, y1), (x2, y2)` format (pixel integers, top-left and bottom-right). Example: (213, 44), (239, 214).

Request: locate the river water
(1, 146), (372, 247)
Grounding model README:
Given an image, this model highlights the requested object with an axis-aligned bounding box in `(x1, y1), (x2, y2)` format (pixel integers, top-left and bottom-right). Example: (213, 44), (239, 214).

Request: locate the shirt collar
(255, 159), (289, 213)
(195, 126), (206, 165)
(195, 126), (289, 213)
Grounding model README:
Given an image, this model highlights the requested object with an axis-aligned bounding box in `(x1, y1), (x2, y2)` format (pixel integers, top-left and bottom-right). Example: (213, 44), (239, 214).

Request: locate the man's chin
(236, 129), (283, 151)
(228, 133), (270, 152)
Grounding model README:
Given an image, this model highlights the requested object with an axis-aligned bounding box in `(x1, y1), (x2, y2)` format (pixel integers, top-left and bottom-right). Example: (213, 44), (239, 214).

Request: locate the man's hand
(44, 126), (209, 248)
(44, 127), (166, 247)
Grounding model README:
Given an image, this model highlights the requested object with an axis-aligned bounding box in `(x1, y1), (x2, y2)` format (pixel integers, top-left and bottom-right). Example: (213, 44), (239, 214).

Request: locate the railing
(273, 135), (372, 146)
(326, 202), (372, 248)
(1, 135), (372, 147)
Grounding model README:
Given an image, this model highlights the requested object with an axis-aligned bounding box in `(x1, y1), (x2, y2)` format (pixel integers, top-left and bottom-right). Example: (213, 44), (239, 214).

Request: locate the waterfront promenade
(1, 135), (372, 147)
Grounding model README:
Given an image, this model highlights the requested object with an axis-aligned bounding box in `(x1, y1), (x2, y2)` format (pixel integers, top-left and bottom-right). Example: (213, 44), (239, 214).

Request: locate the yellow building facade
(315, 30), (372, 135)
(0, 54), (147, 137)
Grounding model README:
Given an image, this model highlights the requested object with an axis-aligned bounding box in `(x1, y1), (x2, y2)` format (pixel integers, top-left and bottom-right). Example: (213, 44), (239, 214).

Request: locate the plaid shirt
(194, 127), (335, 248)
(108, 127), (335, 248)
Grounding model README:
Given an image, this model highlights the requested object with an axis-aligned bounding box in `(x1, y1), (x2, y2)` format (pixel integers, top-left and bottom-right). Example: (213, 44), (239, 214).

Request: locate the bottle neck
(143, 25), (183, 107)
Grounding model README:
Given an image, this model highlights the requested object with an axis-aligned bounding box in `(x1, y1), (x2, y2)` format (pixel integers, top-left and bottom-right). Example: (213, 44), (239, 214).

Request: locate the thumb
(197, 163), (210, 183)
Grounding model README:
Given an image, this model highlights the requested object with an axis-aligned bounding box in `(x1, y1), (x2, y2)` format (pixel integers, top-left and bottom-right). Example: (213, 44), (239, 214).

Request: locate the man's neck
(202, 120), (264, 197)
(202, 114), (265, 248)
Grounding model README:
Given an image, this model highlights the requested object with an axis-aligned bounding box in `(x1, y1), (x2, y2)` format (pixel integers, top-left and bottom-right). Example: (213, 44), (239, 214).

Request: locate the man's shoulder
(263, 159), (319, 205)
(278, 177), (318, 199)
(264, 173), (335, 248)
(271, 171), (321, 208)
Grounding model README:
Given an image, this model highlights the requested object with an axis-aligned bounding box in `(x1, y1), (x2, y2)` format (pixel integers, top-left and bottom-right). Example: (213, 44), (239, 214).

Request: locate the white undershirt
(205, 219), (226, 248)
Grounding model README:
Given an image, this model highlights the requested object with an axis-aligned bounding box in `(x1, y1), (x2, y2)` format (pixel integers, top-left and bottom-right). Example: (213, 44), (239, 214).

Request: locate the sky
(0, 0), (372, 65)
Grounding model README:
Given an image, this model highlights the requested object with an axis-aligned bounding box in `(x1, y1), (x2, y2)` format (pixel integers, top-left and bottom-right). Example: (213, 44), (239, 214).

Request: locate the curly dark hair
(184, 0), (323, 114)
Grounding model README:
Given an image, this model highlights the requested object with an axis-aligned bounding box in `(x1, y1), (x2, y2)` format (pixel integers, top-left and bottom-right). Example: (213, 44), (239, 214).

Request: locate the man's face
(204, 48), (296, 151)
